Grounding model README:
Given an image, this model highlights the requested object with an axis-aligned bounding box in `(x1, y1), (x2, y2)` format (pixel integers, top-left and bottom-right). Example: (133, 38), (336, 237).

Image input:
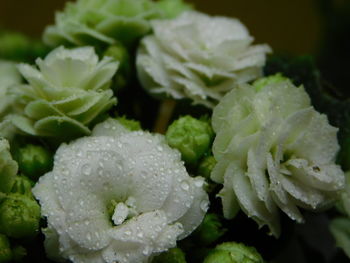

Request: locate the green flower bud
(166, 116), (214, 165)
(11, 175), (34, 197)
(0, 193), (40, 238)
(198, 156), (217, 180)
(104, 44), (131, 89)
(0, 31), (49, 62)
(253, 73), (290, 91)
(329, 217), (350, 258)
(203, 242), (264, 263)
(157, 0), (193, 19)
(0, 234), (12, 263)
(0, 139), (18, 194)
(116, 116), (142, 131)
(14, 144), (53, 181)
(152, 247), (186, 263)
(191, 213), (226, 247)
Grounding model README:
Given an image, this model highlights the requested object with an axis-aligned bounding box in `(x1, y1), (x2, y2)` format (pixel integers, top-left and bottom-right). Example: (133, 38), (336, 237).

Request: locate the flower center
(107, 197), (138, 226)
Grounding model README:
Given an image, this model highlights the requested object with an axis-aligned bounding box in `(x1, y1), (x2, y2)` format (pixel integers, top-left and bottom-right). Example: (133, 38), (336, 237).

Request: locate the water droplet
(194, 178), (204, 188)
(181, 181), (190, 191)
(82, 164), (91, 176)
(200, 200), (209, 212)
(142, 247), (150, 256)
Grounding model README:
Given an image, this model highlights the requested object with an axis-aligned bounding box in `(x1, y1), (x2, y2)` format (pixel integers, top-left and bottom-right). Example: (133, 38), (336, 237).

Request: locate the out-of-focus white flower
(43, 0), (191, 47)
(137, 11), (271, 108)
(10, 46), (118, 141)
(211, 76), (344, 237)
(33, 119), (208, 263)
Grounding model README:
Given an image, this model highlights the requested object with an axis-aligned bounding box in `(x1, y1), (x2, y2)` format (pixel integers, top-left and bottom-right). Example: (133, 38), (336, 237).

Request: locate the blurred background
(2, 0), (348, 94)
(0, 0), (349, 93)
(0, 0), (323, 54)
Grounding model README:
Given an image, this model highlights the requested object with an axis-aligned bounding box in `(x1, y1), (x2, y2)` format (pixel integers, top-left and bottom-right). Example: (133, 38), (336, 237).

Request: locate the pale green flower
(0, 61), (22, 118)
(10, 46), (118, 141)
(137, 11), (271, 108)
(211, 75), (344, 237)
(0, 139), (18, 194)
(43, 0), (191, 47)
(33, 119), (208, 263)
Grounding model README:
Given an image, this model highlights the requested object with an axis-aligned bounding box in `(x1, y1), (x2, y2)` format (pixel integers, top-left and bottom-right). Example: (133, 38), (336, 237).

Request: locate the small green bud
(116, 116), (142, 131)
(152, 247), (186, 263)
(14, 144), (53, 181)
(198, 156), (217, 180)
(0, 193), (40, 238)
(166, 116), (214, 165)
(0, 31), (48, 62)
(0, 234), (12, 263)
(253, 73), (290, 91)
(104, 44), (131, 89)
(11, 175), (34, 197)
(203, 242), (264, 263)
(191, 213), (226, 246)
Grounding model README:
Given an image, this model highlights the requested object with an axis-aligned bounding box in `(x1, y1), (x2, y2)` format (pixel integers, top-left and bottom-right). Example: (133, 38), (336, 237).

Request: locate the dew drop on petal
(200, 200), (209, 212)
(180, 180), (190, 191)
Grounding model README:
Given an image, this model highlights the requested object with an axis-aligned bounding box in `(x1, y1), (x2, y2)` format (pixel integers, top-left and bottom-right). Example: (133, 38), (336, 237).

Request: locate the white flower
(211, 77), (345, 237)
(137, 11), (271, 108)
(33, 119), (208, 263)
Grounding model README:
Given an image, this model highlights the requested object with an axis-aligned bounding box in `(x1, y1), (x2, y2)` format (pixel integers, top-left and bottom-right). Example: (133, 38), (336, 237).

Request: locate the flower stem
(153, 99), (177, 134)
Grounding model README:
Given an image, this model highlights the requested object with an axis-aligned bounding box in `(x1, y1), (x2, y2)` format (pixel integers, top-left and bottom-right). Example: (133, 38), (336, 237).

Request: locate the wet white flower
(211, 76), (345, 237)
(137, 11), (271, 108)
(33, 119), (208, 263)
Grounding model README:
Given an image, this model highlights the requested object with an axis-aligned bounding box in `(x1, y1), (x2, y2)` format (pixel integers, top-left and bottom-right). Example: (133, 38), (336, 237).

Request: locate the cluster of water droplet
(33, 121), (208, 263)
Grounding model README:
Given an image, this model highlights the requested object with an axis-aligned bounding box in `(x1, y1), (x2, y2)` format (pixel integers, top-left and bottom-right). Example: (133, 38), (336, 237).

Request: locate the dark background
(0, 0), (322, 55)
